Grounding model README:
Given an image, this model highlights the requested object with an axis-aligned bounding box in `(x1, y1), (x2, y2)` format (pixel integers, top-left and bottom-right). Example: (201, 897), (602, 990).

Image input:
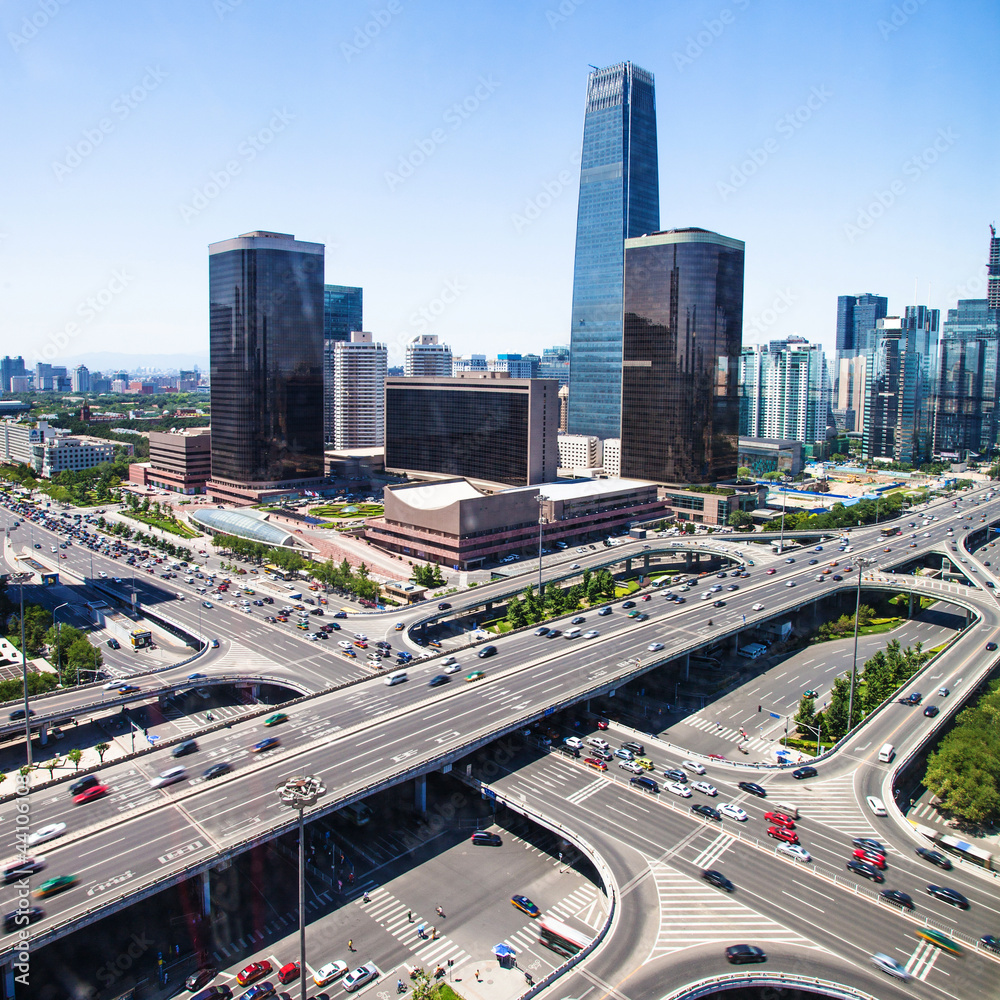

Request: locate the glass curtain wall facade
(834, 293), (888, 395)
(568, 62), (659, 440)
(933, 299), (1000, 458)
(209, 231), (325, 486)
(323, 285), (363, 443)
(620, 229), (744, 485)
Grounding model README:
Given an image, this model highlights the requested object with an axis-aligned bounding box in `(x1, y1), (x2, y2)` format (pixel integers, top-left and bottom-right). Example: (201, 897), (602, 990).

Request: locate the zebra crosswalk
(905, 939), (946, 980)
(782, 773), (880, 839)
(645, 861), (817, 961)
(689, 831), (734, 870)
(680, 714), (773, 752)
(356, 886), (471, 969)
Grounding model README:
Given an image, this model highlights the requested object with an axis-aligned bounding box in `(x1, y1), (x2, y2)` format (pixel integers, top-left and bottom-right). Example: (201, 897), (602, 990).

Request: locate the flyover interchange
(2, 489), (1000, 998)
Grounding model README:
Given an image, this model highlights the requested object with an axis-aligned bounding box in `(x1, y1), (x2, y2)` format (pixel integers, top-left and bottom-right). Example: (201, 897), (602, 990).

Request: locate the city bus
(879, 525), (901, 538)
(537, 918), (592, 959)
(264, 563), (293, 581)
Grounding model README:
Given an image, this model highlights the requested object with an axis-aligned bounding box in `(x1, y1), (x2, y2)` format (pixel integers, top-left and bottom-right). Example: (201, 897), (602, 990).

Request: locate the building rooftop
(392, 479), (485, 509)
(530, 478), (654, 501)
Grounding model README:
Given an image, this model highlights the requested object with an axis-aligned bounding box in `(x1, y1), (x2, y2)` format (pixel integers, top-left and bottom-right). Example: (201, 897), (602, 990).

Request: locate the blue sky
(1, 0), (997, 369)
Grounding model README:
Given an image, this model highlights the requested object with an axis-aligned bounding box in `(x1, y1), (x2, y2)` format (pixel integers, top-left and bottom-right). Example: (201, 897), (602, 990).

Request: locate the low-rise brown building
(146, 428), (211, 494)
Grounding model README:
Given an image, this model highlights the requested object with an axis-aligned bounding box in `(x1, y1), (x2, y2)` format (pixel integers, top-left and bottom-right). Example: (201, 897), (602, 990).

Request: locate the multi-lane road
(2, 486), (1000, 996)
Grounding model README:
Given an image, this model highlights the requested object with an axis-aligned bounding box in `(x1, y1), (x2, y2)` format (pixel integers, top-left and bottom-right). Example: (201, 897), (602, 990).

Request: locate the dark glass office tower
(324, 285), (363, 344)
(209, 231), (325, 488)
(834, 293), (888, 395)
(620, 229), (744, 485)
(568, 61), (659, 440)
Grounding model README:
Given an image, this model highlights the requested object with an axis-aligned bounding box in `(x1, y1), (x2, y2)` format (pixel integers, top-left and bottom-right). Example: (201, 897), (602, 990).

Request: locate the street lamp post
(797, 719), (824, 756)
(536, 496), (546, 598)
(778, 479), (789, 554)
(848, 556), (874, 731)
(276, 775), (326, 1000)
(53, 602), (69, 687)
(10, 572), (34, 768)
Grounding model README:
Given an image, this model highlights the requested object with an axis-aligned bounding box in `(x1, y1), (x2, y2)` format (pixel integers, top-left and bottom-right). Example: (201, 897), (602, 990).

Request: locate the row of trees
(761, 494), (908, 533)
(794, 638), (929, 744)
(410, 563), (446, 588)
(815, 604), (877, 641)
(94, 516), (194, 561)
(0, 595), (101, 684)
(924, 679), (1000, 824)
(504, 569), (617, 628)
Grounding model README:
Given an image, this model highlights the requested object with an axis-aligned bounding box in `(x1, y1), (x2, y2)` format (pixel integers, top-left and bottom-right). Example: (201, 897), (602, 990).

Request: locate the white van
(867, 795), (888, 817)
(878, 743), (895, 763)
(564, 627), (582, 639)
(385, 671), (408, 686)
(775, 801), (799, 820)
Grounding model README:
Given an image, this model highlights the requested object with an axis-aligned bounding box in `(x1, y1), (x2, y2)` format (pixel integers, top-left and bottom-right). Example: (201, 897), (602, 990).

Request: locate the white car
(665, 781), (691, 798)
(582, 630), (599, 639)
(647, 642), (665, 652)
(870, 953), (910, 981)
(719, 803), (748, 821)
(751, 603), (764, 611)
(619, 761), (644, 774)
(338, 641), (353, 649)
(343, 964), (379, 993)
(440, 655), (458, 666)
(313, 961), (349, 986)
(682, 760), (706, 775)
(27, 822), (66, 847)
(777, 843), (811, 862)
(150, 766), (187, 789)
(587, 737), (610, 751)
(443, 662), (461, 673)
(785, 581), (796, 587)
(564, 736), (584, 750)
(866, 795), (888, 817)
(691, 781), (718, 797)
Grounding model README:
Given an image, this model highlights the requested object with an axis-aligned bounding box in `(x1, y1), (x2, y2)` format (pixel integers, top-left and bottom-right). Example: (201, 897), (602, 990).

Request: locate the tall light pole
(10, 572), (34, 768)
(276, 775), (326, 1000)
(53, 602), (69, 687)
(778, 478), (789, 554)
(847, 556), (874, 731)
(536, 495), (546, 598)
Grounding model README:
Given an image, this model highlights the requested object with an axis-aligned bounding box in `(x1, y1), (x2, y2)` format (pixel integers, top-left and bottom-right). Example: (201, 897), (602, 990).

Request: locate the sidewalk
(446, 960), (533, 1000)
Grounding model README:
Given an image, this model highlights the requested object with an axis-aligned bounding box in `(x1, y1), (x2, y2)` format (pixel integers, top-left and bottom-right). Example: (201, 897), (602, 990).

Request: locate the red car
(852, 848), (886, 869)
(764, 811), (795, 829)
(73, 784), (109, 805)
(707, 753), (727, 761)
(766, 568), (776, 575)
(583, 757), (607, 771)
(277, 963), (300, 985)
(767, 826), (799, 845)
(641, 594), (651, 601)
(596, 719), (609, 730)
(237, 962), (273, 987)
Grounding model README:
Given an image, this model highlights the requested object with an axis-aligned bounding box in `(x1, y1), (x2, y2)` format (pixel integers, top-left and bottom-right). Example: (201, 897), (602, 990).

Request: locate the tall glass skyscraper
(834, 293), (887, 395)
(209, 231), (325, 493)
(324, 285), (363, 344)
(620, 228), (744, 485)
(568, 61), (659, 440)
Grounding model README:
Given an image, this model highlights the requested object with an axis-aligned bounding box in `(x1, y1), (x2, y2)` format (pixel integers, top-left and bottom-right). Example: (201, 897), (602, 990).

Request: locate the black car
(471, 831), (502, 847)
(981, 935), (1000, 953)
(792, 765), (818, 780)
(185, 967), (218, 992)
(899, 692), (922, 705)
(663, 768), (687, 783)
(172, 739), (199, 758)
(3, 907), (44, 933)
(107, 637), (121, 650)
(987, 642), (998, 651)
(546, 629), (561, 638)
(477, 645), (497, 659)
(847, 859), (884, 883)
(437, 603), (451, 611)
(3, 858), (46, 885)
(190, 987), (233, 1000)
(926, 885), (969, 909)
(923, 705), (940, 718)
(916, 848), (953, 870)
(8, 708), (35, 721)
(621, 741), (645, 755)
(725, 945), (766, 964)
(203, 763), (232, 780)
(69, 774), (101, 796)
(880, 889), (914, 910)
(738, 781), (766, 797)
(713, 600), (726, 608)
(701, 869), (734, 892)
(852, 838), (886, 854)
(692, 804), (721, 821)
(333, 611), (347, 618)
(428, 675), (449, 688)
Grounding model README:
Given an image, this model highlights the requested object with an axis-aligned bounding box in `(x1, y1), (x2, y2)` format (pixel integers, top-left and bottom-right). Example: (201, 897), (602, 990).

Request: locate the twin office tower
(568, 62), (744, 486)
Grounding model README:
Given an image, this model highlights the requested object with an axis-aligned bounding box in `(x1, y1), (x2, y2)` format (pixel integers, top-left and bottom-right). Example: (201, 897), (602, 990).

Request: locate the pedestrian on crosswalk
(348, 939), (354, 952)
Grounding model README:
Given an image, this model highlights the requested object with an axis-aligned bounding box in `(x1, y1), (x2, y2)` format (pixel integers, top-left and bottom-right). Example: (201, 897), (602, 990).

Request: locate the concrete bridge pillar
(685, 553), (692, 571)
(485, 601), (492, 612)
(625, 558), (632, 573)
(250, 684), (260, 701)
(908, 592), (915, 618)
(1, 959), (16, 999)
(642, 554), (649, 571)
(201, 870), (211, 917)
(38, 723), (48, 747)
(730, 635), (738, 654)
(683, 652), (690, 681)
(414, 774), (427, 815)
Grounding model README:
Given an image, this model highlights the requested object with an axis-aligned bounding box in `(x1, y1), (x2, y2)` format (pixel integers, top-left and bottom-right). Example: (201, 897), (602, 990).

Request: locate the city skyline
(1, 2), (996, 368)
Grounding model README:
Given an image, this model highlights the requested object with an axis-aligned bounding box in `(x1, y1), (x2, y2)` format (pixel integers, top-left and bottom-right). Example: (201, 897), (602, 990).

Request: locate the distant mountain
(60, 351), (210, 373)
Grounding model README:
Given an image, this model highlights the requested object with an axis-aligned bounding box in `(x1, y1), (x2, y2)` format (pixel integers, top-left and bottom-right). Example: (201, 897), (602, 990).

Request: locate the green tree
(40, 758), (60, 779)
(67, 748), (83, 771)
(95, 742), (110, 763)
(736, 466), (753, 481)
(794, 695), (816, 736)
(727, 510), (754, 530)
(506, 597), (527, 629)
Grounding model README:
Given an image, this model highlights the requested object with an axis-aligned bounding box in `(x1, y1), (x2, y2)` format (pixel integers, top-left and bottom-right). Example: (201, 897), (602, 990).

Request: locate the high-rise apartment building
(568, 61), (659, 440)
(740, 339), (829, 448)
(208, 230), (325, 501)
(330, 332), (387, 450)
(862, 319), (922, 464)
(1, 357), (26, 393)
(71, 365), (90, 393)
(385, 373), (559, 487)
(322, 285), (363, 444)
(404, 335), (453, 377)
(489, 354), (539, 379)
(989, 224), (1000, 311)
(620, 228), (744, 485)
(452, 355), (488, 375)
(835, 355), (866, 433)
